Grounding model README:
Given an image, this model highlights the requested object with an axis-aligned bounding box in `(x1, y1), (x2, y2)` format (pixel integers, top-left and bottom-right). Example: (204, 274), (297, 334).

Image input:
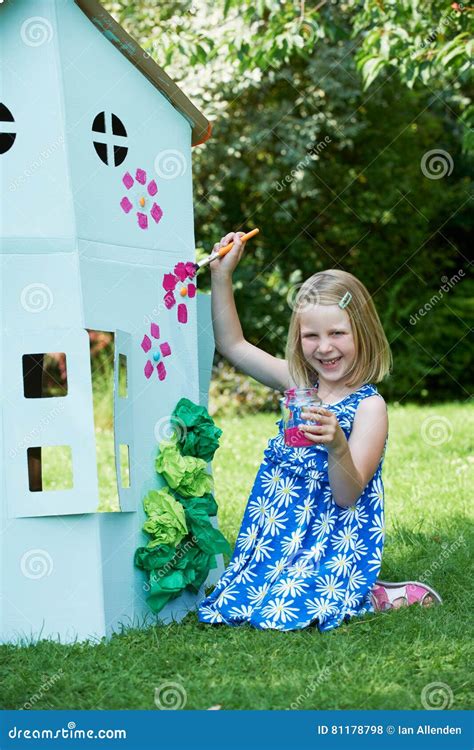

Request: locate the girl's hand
(300, 406), (347, 454)
(210, 231), (248, 279)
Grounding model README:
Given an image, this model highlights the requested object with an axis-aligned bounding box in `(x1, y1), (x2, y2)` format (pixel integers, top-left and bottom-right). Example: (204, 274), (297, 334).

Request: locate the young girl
(198, 232), (442, 631)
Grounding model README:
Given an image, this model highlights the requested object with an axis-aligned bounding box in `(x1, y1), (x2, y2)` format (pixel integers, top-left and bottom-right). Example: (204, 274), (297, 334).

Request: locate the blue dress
(197, 383), (386, 632)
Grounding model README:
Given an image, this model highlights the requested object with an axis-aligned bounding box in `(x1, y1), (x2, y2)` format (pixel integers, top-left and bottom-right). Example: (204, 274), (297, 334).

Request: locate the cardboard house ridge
(0, 0), (222, 644)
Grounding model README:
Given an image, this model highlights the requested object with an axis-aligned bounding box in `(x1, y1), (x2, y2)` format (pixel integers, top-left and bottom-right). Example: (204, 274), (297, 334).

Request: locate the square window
(27, 445), (73, 492)
(22, 353), (68, 398)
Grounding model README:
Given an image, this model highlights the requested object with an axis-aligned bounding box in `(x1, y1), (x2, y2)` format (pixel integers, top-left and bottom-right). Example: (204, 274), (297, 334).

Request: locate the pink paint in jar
(280, 387), (322, 447)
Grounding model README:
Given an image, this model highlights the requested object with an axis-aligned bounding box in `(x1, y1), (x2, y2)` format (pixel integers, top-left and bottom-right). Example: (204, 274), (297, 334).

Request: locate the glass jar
(280, 387), (322, 447)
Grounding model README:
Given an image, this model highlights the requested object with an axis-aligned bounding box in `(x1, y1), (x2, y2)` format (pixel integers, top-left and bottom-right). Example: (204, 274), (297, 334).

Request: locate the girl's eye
(332, 331), (344, 335)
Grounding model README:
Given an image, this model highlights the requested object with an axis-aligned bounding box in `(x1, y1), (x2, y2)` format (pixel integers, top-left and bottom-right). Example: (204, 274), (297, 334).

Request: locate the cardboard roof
(72, 0), (212, 146)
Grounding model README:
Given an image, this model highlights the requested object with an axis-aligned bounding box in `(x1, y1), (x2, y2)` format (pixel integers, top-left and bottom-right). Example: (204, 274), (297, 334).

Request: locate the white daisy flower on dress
(237, 523), (259, 552)
(261, 596), (299, 624)
(339, 504), (369, 528)
(228, 604), (254, 619)
(369, 514), (385, 544)
(294, 496), (314, 525)
(332, 526), (358, 554)
(215, 583), (238, 607)
(342, 590), (360, 609)
(230, 552), (248, 572)
(234, 565), (258, 584)
(367, 477), (384, 510)
(314, 574), (345, 601)
(263, 507), (288, 537)
(281, 528), (305, 556)
(306, 597), (337, 621)
(312, 507), (337, 535)
(305, 469), (322, 493)
(199, 605), (224, 623)
(367, 546), (383, 573)
(327, 553), (353, 578)
(247, 583), (271, 607)
(274, 476), (300, 507)
(253, 537), (275, 562)
(272, 577), (309, 598)
(306, 539), (328, 561)
(352, 538), (368, 561)
(248, 495), (272, 523)
(260, 466), (283, 496)
(286, 556), (317, 579)
(292, 447), (311, 464)
(264, 557), (288, 582)
(348, 568), (366, 591)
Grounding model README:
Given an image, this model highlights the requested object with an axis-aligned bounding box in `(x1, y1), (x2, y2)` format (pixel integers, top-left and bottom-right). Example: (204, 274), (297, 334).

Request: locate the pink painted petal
(144, 360), (154, 379)
(185, 262), (197, 278)
(160, 341), (171, 357)
(141, 334), (152, 353)
(164, 291), (176, 309)
(120, 197), (133, 214)
(187, 283), (196, 298)
(157, 362), (166, 381)
(151, 203), (163, 224)
(147, 180), (158, 196)
(162, 273), (178, 292)
(137, 212), (148, 230)
(123, 172), (134, 189)
(174, 262), (188, 282)
(136, 168), (147, 185)
(177, 303), (188, 324)
(150, 322), (160, 339)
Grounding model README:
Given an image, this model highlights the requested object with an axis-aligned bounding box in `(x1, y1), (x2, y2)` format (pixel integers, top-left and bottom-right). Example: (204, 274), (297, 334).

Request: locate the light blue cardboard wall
(0, 0), (217, 642)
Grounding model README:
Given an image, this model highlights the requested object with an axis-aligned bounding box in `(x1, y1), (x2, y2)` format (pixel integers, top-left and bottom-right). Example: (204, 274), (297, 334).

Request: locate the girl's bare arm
(210, 231), (290, 392)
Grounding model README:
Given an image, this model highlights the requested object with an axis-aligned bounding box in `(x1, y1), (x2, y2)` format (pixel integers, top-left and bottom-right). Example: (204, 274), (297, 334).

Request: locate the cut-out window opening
(118, 353), (128, 398)
(92, 111), (128, 166)
(27, 445), (73, 492)
(23, 353), (68, 398)
(119, 444), (130, 488)
(0, 103), (16, 155)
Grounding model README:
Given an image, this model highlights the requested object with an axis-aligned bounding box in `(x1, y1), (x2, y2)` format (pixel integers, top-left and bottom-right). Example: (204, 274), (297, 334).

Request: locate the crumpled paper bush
(142, 487), (188, 548)
(155, 439), (213, 497)
(172, 398), (222, 462)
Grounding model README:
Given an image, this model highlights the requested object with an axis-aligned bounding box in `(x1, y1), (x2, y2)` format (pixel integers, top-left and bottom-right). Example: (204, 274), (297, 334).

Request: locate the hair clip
(338, 291), (352, 309)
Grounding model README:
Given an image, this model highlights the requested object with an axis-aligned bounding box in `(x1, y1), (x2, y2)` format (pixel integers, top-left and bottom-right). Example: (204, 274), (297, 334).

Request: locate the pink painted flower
(120, 168), (163, 230)
(161, 262), (197, 324)
(141, 322), (172, 380)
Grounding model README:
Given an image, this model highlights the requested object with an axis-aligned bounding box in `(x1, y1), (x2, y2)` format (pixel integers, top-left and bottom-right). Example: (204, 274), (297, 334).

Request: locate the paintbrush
(193, 228), (260, 273)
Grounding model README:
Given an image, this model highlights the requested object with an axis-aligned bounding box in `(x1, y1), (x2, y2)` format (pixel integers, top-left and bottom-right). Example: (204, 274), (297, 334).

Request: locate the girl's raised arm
(210, 232), (290, 392)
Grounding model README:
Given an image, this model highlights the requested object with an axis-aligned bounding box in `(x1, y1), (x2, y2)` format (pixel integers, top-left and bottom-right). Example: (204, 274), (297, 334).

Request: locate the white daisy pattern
(198, 383), (386, 632)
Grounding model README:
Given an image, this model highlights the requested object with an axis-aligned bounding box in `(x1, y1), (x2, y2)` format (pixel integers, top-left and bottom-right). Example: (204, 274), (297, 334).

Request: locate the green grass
(1, 403), (472, 710)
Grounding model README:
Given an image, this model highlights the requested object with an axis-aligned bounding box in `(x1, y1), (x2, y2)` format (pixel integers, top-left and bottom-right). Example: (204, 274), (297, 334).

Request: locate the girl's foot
(371, 580), (442, 611)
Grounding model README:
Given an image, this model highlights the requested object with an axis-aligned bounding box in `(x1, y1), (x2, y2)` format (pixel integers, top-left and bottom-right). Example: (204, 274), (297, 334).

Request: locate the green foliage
(103, 0), (473, 402)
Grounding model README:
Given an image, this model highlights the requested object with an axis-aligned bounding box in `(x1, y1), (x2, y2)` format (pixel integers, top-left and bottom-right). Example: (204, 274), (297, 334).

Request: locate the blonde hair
(285, 269), (392, 388)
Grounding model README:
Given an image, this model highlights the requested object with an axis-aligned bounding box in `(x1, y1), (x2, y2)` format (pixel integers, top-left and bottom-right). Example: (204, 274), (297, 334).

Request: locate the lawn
(1, 403), (472, 710)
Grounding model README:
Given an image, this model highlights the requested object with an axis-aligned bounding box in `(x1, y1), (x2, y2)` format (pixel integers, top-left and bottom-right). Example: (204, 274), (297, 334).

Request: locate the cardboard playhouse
(0, 0), (223, 643)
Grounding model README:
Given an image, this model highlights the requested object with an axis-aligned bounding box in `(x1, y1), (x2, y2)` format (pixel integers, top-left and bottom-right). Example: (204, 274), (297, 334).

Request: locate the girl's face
(299, 304), (356, 384)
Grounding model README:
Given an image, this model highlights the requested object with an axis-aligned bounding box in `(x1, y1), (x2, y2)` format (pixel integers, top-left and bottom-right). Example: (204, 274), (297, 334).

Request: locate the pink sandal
(371, 580), (442, 611)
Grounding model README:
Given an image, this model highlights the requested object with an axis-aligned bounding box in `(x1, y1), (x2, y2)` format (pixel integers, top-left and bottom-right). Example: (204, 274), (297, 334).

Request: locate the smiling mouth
(317, 356), (342, 365)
